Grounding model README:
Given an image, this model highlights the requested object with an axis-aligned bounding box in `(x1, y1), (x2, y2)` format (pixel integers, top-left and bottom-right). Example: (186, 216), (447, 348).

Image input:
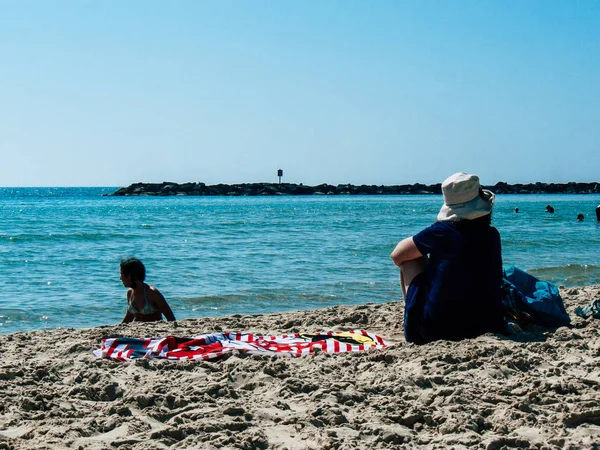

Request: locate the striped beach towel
(94, 330), (392, 361)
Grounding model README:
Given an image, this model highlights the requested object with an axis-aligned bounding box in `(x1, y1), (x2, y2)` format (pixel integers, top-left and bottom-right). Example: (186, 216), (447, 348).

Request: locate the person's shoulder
(489, 225), (501, 236)
(147, 284), (164, 296)
(424, 220), (455, 233)
(432, 220), (453, 229)
(418, 220), (445, 232)
(414, 221), (454, 242)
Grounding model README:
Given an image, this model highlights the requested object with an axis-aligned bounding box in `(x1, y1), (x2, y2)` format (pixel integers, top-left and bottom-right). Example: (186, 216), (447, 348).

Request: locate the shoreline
(2, 285), (600, 449)
(104, 181), (600, 196)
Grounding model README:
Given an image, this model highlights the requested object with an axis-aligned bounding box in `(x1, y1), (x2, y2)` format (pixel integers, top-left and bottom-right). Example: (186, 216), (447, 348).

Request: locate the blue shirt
(413, 220), (504, 341)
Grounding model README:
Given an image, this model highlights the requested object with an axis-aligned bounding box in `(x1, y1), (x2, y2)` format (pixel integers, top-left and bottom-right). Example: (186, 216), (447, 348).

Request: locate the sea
(1, 187), (599, 335)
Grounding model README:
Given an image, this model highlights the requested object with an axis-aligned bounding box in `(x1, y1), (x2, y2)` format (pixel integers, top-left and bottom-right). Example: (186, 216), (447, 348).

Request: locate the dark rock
(103, 181), (600, 197)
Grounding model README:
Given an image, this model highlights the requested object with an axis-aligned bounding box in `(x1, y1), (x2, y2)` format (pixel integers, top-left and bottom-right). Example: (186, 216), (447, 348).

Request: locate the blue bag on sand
(502, 265), (571, 328)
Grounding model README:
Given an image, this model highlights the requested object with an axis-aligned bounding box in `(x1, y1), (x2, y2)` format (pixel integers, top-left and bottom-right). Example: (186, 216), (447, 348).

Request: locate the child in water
(120, 257), (176, 323)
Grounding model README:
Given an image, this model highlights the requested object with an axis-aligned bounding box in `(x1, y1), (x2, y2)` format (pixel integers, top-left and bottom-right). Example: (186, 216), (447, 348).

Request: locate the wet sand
(1, 285), (600, 449)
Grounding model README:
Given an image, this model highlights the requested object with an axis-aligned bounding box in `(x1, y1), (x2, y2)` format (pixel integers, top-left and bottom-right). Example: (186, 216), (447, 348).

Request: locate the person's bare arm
(122, 289), (134, 323)
(390, 237), (423, 267)
(149, 288), (176, 322)
(122, 312), (134, 323)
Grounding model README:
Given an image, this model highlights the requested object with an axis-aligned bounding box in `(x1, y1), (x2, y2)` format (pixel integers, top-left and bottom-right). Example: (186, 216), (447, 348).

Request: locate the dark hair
(120, 257), (146, 284)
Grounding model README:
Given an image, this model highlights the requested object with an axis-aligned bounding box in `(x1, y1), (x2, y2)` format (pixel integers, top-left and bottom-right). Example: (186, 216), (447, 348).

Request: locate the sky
(1, 0), (599, 187)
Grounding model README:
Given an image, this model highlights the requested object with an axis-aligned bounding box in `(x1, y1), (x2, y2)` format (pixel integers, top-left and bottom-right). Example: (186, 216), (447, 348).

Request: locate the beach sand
(1, 286), (600, 450)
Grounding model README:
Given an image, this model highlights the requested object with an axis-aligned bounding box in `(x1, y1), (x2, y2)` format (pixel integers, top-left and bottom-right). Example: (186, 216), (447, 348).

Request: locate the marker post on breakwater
(277, 169), (283, 184)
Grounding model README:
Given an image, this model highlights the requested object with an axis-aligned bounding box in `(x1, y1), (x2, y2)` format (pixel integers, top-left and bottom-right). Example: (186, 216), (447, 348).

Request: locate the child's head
(120, 257), (146, 285)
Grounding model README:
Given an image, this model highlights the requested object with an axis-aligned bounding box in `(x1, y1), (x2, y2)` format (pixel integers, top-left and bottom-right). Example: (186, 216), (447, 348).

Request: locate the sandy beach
(1, 285), (600, 450)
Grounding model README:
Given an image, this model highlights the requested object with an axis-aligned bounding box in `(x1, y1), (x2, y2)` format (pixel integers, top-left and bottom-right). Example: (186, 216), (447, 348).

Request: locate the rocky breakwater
(104, 182), (443, 196)
(104, 181), (600, 196)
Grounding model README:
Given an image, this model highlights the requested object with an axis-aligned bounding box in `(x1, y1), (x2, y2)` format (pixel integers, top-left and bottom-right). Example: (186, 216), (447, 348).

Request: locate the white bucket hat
(437, 172), (495, 221)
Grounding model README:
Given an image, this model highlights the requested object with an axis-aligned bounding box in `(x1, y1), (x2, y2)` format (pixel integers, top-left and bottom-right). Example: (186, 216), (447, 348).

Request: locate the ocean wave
(529, 264), (600, 287)
(3, 232), (129, 242)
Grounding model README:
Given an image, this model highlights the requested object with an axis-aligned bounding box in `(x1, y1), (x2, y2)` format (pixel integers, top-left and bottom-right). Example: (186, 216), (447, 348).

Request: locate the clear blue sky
(1, 0), (599, 187)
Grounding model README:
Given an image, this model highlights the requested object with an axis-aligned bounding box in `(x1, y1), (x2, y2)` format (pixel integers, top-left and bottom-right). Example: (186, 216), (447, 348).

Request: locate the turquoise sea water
(1, 188), (599, 335)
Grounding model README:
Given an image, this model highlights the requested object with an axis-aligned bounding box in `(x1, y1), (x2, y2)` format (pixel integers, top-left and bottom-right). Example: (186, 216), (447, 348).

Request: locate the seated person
(391, 172), (504, 344)
(120, 257), (176, 323)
